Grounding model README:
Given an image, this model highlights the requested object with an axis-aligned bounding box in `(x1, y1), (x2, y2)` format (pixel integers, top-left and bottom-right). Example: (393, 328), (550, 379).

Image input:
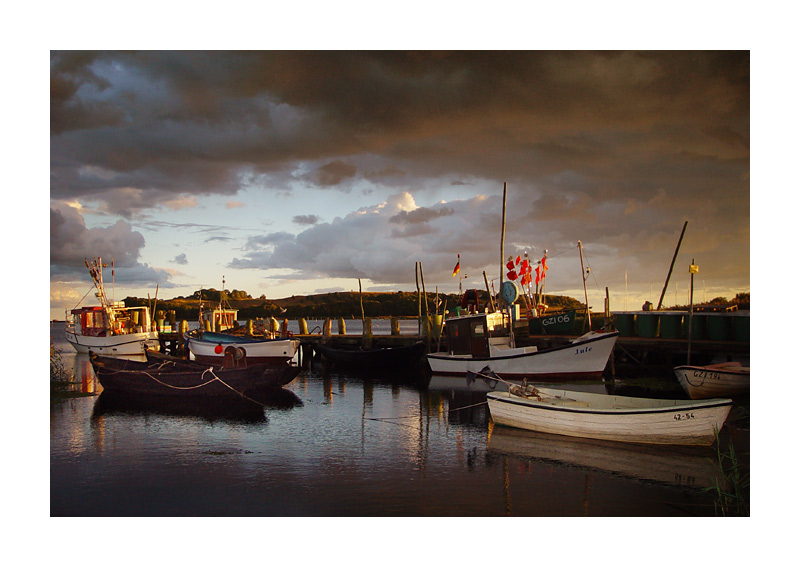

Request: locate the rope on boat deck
(101, 366), (268, 407)
(471, 370), (543, 400)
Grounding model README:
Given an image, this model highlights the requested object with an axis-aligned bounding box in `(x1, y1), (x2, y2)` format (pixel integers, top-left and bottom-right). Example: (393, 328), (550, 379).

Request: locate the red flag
(507, 270), (518, 281)
(452, 255), (460, 277)
(535, 265), (541, 285)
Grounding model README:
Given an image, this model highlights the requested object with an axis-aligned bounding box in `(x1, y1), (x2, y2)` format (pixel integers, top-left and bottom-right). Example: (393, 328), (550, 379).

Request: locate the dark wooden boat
(89, 352), (301, 397)
(314, 341), (427, 371)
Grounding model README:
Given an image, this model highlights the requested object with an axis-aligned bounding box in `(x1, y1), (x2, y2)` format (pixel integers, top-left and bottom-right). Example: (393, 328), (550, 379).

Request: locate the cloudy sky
(50, 50), (750, 319)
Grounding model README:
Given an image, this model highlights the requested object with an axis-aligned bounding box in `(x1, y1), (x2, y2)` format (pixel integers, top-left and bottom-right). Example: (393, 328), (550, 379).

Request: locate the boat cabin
(444, 311), (513, 357)
(201, 306), (239, 332)
(69, 304), (152, 337)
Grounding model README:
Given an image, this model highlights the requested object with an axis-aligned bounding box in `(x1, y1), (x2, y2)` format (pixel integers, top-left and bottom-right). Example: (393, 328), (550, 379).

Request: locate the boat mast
(86, 257), (117, 327)
(499, 181), (507, 305)
(578, 241), (591, 330)
(657, 221), (688, 310)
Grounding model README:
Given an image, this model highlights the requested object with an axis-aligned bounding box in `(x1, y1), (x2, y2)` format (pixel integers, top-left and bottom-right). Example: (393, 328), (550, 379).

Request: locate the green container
(614, 313), (636, 337)
(637, 313), (659, 338)
(684, 313), (706, 340)
(706, 314), (732, 341)
(659, 313), (683, 339)
(733, 314), (750, 342)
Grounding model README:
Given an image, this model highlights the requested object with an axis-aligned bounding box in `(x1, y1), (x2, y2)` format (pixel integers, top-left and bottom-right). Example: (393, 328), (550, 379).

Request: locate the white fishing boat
(426, 310), (618, 380)
(486, 384), (733, 446)
(65, 258), (160, 356)
(186, 331), (300, 366)
(673, 362), (750, 399)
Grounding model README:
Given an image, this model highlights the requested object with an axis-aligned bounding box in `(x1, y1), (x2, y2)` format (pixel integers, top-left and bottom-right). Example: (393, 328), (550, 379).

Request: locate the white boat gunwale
(486, 391), (733, 416)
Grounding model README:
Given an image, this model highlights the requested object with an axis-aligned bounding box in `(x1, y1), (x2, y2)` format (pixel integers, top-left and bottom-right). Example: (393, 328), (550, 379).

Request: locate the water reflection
(487, 425), (725, 490)
(92, 387), (302, 424)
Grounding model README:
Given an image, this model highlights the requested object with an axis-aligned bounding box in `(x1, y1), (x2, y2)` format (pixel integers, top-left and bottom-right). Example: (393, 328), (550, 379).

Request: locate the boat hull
(426, 331), (618, 380)
(65, 330), (160, 356)
(487, 387), (732, 446)
(674, 364), (750, 399)
(90, 354), (300, 397)
(186, 333), (300, 365)
(315, 341), (426, 371)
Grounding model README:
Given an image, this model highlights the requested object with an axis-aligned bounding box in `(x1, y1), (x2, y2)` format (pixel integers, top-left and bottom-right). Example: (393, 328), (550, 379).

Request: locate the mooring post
(363, 317), (373, 348)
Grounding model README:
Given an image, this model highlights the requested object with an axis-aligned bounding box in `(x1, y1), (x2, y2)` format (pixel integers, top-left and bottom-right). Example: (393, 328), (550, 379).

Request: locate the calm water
(50, 322), (749, 517)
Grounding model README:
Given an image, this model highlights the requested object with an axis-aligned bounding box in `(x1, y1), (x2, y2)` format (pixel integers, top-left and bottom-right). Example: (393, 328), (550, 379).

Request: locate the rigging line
(71, 286), (96, 311)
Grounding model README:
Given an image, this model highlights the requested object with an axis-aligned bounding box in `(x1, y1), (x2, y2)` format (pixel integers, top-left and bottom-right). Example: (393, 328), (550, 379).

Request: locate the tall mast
(499, 182), (507, 303)
(578, 241), (591, 330)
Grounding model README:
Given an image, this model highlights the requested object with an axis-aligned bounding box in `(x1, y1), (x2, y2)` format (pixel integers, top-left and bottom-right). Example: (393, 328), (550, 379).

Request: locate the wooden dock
(159, 326), (747, 370)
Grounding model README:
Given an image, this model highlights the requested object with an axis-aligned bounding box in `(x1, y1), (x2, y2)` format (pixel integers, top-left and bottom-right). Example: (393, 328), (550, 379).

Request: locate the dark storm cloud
(51, 51), (748, 210)
(50, 50), (749, 295)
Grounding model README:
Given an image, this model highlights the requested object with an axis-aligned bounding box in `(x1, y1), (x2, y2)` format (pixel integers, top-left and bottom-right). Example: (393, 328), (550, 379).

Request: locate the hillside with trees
(121, 287), (747, 323)
(122, 288), (584, 321)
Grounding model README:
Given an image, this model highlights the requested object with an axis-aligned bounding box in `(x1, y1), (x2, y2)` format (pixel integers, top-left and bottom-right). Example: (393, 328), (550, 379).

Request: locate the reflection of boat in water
(92, 387), (302, 423)
(487, 426), (726, 490)
(427, 371), (609, 394)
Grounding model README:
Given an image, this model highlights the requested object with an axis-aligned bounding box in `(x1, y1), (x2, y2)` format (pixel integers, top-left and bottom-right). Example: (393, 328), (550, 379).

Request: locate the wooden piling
(363, 317), (372, 348)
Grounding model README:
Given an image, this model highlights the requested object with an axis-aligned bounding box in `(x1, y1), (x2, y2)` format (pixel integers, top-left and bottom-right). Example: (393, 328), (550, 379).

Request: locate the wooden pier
(158, 316), (748, 371)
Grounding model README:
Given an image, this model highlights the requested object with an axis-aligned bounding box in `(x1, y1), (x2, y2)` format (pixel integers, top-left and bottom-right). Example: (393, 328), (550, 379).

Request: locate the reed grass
(50, 343), (70, 390)
(708, 427), (750, 516)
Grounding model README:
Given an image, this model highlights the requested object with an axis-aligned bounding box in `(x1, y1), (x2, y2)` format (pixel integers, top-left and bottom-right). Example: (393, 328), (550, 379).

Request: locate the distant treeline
(123, 289), (584, 321)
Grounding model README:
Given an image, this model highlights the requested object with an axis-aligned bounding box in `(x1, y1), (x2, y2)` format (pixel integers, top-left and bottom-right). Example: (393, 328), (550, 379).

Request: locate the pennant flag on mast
(452, 254), (461, 277)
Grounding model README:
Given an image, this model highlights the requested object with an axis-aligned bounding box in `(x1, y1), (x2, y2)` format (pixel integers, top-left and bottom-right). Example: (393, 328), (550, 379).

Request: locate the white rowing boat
(673, 362), (749, 399)
(486, 385), (732, 446)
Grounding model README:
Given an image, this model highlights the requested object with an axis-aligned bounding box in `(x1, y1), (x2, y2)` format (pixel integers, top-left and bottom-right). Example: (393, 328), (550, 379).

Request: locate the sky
(49, 50), (750, 320)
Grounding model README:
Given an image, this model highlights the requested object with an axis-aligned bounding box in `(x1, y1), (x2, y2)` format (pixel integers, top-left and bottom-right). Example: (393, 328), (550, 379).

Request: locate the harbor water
(50, 321), (749, 517)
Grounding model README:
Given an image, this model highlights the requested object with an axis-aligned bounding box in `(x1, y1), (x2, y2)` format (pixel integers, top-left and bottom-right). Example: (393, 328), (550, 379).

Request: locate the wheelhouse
(444, 311), (511, 357)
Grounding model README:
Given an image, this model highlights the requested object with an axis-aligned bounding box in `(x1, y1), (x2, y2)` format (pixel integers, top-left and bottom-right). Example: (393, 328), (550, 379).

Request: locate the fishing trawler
(65, 258), (160, 356)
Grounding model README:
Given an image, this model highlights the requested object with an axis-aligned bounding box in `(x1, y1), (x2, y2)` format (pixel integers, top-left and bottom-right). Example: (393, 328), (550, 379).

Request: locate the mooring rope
(99, 365), (268, 406)
(365, 398), (491, 424)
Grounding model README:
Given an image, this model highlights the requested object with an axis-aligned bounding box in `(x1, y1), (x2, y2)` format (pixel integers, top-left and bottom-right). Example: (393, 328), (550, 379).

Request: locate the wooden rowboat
(90, 352), (300, 398)
(673, 362), (750, 399)
(486, 383), (732, 446)
(185, 330), (300, 366)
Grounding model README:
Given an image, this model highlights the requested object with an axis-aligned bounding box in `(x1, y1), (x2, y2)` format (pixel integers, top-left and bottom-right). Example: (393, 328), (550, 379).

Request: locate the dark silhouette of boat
(89, 351), (300, 398)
